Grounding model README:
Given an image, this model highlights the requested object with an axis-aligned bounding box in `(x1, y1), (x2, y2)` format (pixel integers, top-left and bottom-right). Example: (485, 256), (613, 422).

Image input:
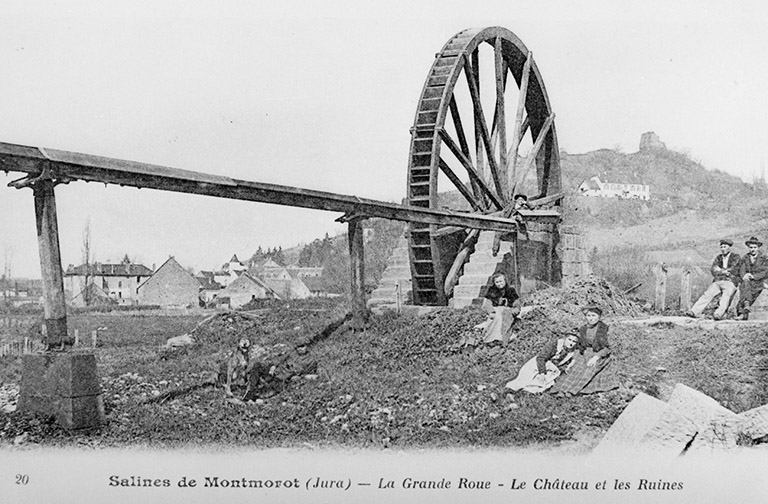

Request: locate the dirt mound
(527, 277), (646, 319)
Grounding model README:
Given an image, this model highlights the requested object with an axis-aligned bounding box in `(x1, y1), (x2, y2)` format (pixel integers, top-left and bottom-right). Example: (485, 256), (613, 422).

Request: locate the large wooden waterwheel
(407, 27), (562, 305)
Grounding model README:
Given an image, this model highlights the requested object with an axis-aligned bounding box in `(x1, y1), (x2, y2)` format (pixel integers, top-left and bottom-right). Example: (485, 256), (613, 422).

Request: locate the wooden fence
(0, 315), (101, 355)
(0, 337), (34, 357)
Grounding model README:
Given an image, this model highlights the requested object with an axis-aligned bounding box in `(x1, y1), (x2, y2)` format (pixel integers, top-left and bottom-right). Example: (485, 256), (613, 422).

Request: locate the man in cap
(686, 239), (741, 320)
(736, 237), (768, 320)
(513, 194), (531, 211)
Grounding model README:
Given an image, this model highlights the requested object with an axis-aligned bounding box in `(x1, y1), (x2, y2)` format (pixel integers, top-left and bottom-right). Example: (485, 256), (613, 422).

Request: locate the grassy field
(2, 289), (767, 451)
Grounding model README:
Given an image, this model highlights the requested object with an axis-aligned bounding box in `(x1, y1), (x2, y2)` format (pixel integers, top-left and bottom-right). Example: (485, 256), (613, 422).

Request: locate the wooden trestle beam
(0, 142), (543, 234)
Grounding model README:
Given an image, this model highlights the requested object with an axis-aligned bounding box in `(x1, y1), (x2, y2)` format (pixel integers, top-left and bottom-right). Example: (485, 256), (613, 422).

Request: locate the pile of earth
(157, 302), (351, 399)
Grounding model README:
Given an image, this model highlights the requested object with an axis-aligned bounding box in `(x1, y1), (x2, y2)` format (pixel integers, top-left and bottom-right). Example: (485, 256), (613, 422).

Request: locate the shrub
(590, 245), (653, 292)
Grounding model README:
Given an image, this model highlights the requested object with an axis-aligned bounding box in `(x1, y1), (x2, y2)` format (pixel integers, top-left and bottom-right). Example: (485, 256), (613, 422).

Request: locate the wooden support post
(92, 330), (97, 348)
(395, 280), (403, 315)
(33, 178), (69, 349)
(74, 329), (80, 347)
(347, 218), (368, 329)
(653, 263), (668, 312)
(680, 268), (692, 311)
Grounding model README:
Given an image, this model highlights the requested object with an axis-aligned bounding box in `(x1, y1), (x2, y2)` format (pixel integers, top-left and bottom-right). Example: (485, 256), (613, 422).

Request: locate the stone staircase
(451, 231), (513, 309)
(368, 232), (511, 312)
(367, 235), (413, 313)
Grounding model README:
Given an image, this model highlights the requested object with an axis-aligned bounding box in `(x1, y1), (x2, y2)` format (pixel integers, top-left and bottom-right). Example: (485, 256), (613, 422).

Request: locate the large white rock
(590, 393), (697, 460)
(162, 333), (195, 348)
(737, 404), (768, 440)
(666, 384), (741, 453)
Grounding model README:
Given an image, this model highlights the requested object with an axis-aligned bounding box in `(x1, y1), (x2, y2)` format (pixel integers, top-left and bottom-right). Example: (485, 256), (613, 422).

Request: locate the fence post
(395, 280), (402, 315)
(92, 330), (97, 348)
(653, 262), (668, 312)
(680, 268), (692, 311)
(74, 329), (80, 347)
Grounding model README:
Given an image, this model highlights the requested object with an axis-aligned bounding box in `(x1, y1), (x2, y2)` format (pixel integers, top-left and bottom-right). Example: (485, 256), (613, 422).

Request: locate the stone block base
(17, 352), (105, 430)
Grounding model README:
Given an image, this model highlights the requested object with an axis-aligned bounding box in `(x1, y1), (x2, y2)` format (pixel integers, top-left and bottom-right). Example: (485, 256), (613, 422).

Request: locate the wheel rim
(407, 27), (561, 305)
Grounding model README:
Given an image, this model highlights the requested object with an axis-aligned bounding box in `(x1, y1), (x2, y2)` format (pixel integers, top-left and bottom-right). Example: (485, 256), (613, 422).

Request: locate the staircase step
(455, 274), (491, 286)
(453, 285), (484, 299)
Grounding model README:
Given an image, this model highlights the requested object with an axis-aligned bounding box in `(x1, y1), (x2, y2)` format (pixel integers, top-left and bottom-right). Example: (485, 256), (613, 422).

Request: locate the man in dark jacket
(686, 239), (740, 320)
(736, 237), (768, 320)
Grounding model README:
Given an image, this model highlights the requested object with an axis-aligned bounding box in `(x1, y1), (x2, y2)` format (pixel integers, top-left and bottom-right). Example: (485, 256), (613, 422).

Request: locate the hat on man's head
(582, 306), (602, 316)
(720, 239), (733, 246)
(514, 194), (528, 201)
(745, 237), (763, 247)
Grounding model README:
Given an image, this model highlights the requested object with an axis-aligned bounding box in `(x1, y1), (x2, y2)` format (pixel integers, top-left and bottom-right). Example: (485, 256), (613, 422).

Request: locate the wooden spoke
(470, 50), (484, 186)
(507, 51), (533, 190)
(438, 157), (483, 211)
(494, 37), (508, 195)
(511, 112), (555, 196)
(462, 54), (504, 201)
(449, 95), (485, 206)
(506, 113), (530, 189)
(439, 129), (503, 210)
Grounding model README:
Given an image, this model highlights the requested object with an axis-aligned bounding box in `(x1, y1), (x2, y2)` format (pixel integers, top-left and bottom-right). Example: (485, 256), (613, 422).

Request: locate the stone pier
(17, 352), (105, 430)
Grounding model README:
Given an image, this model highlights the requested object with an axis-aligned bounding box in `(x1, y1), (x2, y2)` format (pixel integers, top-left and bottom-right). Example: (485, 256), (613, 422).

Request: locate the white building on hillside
(578, 176), (650, 200)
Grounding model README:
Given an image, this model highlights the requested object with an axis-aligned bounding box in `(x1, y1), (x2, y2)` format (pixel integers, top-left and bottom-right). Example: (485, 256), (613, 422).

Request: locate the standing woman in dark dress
(549, 306), (619, 395)
(475, 273), (521, 345)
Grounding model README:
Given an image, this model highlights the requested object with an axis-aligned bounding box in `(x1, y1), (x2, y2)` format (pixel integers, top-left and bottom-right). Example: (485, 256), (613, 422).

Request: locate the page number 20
(15, 474), (29, 485)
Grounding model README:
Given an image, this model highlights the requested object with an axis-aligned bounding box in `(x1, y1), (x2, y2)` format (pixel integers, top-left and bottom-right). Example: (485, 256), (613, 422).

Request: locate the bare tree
(2, 244), (11, 302)
(81, 219), (93, 306)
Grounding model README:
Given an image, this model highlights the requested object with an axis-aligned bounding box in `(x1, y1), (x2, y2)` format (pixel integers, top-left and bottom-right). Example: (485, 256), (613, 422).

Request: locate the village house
(251, 258), (313, 299)
(252, 258), (292, 280)
(137, 257), (202, 308)
(286, 265), (324, 278)
(196, 271), (222, 304)
(0, 278), (42, 307)
(213, 254), (247, 287)
(578, 176), (650, 200)
(301, 276), (339, 298)
(217, 272), (280, 308)
(64, 261), (153, 307)
(262, 276), (311, 300)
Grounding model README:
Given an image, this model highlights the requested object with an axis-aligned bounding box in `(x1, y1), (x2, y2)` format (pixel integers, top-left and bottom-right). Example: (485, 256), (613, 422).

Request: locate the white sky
(1, 0), (767, 278)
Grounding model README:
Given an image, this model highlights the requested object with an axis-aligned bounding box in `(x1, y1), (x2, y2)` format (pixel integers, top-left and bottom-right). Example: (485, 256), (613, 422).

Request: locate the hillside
(558, 136), (768, 307)
(561, 141), (766, 230)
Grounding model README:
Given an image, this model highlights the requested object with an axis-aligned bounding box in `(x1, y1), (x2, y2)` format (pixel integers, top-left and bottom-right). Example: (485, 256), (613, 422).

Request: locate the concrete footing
(17, 352), (105, 430)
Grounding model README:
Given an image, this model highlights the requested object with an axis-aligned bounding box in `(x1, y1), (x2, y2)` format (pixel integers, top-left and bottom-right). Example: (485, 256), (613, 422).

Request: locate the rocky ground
(1, 286), (766, 451)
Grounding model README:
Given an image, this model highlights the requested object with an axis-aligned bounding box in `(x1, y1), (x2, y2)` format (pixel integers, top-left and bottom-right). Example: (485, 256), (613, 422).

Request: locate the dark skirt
(549, 349), (618, 395)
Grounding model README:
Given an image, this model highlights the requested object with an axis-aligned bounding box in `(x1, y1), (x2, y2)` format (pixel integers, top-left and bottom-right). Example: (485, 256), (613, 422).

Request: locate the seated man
(686, 239), (740, 320)
(736, 237), (768, 320)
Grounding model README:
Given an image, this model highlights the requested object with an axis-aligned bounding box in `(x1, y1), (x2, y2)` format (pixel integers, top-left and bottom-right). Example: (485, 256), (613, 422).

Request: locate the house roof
(220, 272), (281, 299)
(301, 276), (326, 292)
(252, 258), (285, 269)
(65, 262), (153, 277)
(196, 276), (222, 290)
(138, 257), (201, 290)
(580, 178), (602, 190)
(71, 282), (114, 305)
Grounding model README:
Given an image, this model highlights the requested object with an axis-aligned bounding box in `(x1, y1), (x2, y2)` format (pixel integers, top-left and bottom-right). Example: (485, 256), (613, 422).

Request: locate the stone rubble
(591, 383), (765, 460)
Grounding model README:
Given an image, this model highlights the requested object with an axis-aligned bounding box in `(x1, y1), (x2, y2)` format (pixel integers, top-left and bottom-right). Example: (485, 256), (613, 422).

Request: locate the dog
(217, 337), (253, 397)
